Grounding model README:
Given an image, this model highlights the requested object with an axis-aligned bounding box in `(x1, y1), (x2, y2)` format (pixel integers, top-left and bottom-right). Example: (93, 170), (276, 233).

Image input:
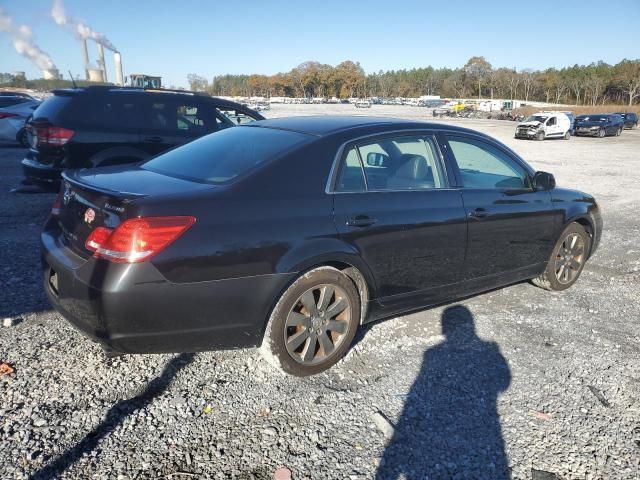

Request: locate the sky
(1, 0), (639, 88)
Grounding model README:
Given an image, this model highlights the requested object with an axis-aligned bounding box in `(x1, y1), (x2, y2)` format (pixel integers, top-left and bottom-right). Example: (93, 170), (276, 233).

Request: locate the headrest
(395, 154), (429, 180)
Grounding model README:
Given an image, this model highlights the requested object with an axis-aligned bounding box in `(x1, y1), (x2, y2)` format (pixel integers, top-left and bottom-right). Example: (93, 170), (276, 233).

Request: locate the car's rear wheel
(261, 267), (360, 376)
(536, 131), (545, 141)
(616, 127), (622, 136)
(532, 223), (590, 291)
(564, 130), (571, 140)
(598, 128), (606, 138)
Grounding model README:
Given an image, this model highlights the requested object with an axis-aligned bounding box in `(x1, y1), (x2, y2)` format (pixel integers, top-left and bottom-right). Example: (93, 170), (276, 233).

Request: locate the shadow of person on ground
(376, 305), (511, 479)
(29, 352), (195, 480)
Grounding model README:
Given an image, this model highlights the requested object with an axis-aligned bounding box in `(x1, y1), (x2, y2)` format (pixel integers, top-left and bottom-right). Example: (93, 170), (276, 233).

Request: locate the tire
(598, 128), (605, 138)
(16, 128), (29, 148)
(632, 123), (638, 130)
(531, 223), (590, 291)
(260, 267), (360, 376)
(616, 127), (622, 137)
(564, 130), (571, 140)
(536, 131), (545, 141)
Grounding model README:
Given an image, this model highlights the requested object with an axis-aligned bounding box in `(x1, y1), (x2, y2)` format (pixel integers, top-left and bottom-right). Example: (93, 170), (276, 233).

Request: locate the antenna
(68, 70), (78, 89)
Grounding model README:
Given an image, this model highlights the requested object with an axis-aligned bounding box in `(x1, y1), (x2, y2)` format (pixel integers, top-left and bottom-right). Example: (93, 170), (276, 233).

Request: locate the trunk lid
(58, 166), (211, 257)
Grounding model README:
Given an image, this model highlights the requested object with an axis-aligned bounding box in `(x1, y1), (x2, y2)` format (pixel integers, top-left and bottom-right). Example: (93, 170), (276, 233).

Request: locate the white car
(355, 99), (372, 108)
(0, 99), (41, 146)
(515, 111), (572, 141)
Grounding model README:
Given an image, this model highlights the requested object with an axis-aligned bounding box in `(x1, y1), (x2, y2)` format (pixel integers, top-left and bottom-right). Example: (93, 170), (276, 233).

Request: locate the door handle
(144, 136), (163, 143)
(468, 208), (490, 219)
(346, 216), (378, 228)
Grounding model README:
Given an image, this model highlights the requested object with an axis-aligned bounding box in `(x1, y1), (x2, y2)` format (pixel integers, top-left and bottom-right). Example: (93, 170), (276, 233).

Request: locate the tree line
(188, 57), (640, 106)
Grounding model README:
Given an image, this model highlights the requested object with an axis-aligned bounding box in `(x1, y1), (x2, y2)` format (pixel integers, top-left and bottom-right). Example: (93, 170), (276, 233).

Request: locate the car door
(138, 96), (221, 157)
(332, 132), (468, 306)
(441, 133), (555, 281)
(545, 116), (560, 137)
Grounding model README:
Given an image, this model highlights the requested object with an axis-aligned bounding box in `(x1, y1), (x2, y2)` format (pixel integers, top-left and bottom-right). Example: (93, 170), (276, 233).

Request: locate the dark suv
(574, 113), (624, 137)
(615, 112), (638, 129)
(22, 86), (264, 187)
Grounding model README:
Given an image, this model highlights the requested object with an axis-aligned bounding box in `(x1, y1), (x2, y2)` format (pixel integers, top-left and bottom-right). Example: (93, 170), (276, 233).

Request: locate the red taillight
(84, 216), (196, 263)
(34, 125), (74, 147)
(51, 190), (62, 216)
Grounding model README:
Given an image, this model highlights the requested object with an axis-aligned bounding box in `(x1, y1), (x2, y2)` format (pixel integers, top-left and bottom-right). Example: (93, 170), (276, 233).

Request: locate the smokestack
(96, 43), (107, 82)
(80, 38), (89, 80)
(114, 51), (124, 86)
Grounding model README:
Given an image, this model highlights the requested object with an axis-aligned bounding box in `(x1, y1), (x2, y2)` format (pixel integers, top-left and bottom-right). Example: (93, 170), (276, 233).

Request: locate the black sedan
(574, 113), (624, 137)
(42, 117), (602, 376)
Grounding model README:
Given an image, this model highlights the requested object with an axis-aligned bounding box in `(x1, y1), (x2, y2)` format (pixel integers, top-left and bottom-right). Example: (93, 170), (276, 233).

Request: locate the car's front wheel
(598, 128), (606, 138)
(532, 222), (590, 291)
(536, 131), (545, 141)
(616, 127), (622, 136)
(261, 267), (360, 376)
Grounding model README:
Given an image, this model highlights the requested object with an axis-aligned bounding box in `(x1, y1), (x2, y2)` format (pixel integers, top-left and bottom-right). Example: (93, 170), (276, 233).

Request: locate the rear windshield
(142, 126), (312, 184)
(32, 95), (73, 121)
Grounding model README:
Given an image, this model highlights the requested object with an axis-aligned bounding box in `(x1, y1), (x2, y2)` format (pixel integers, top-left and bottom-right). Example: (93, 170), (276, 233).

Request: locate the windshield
(525, 115), (548, 123)
(142, 126), (312, 184)
(578, 116), (607, 122)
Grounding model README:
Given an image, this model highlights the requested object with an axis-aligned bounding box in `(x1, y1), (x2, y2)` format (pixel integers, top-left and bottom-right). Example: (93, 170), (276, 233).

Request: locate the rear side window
(142, 126), (311, 184)
(335, 135), (445, 192)
(144, 98), (230, 135)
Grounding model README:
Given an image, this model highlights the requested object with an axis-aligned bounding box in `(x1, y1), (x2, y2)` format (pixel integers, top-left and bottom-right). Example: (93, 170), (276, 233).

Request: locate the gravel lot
(1, 105), (639, 480)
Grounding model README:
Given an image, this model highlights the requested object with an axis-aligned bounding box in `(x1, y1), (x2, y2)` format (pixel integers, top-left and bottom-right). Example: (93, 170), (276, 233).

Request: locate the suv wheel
(532, 222), (590, 291)
(261, 267), (360, 376)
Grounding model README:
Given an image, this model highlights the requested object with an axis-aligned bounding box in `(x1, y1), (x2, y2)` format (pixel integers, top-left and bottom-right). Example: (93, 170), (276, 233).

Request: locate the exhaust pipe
(114, 51), (124, 86)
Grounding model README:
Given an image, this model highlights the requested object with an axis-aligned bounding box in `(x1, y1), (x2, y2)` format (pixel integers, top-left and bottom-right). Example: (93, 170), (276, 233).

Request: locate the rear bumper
(22, 158), (63, 184)
(41, 224), (296, 354)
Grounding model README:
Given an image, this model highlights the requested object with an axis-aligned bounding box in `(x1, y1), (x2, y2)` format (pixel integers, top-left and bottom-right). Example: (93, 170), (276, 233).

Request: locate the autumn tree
(464, 56), (492, 99)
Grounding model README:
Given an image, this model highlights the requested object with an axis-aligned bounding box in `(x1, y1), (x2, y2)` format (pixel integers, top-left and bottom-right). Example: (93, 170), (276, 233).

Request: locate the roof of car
(250, 115), (475, 136)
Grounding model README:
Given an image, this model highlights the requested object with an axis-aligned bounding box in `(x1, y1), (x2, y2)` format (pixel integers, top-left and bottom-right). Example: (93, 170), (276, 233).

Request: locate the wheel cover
(554, 233), (586, 284)
(284, 284), (352, 365)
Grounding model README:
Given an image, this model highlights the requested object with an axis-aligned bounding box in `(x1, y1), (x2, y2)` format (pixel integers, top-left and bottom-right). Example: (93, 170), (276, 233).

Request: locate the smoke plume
(0, 7), (57, 70)
(51, 0), (117, 51)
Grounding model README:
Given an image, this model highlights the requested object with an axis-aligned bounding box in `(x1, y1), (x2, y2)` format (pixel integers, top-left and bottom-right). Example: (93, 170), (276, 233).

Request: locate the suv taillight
(84, 216), (196, 263)
(34, 125), (74, 147)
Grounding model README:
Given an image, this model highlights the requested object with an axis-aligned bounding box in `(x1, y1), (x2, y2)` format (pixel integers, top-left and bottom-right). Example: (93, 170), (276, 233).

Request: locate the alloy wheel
(284, 284), (352, 365)
(554, 233), (586, 284)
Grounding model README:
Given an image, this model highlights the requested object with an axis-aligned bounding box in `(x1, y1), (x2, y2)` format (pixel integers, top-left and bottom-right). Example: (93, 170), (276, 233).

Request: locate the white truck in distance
(515, 111), (572, 141)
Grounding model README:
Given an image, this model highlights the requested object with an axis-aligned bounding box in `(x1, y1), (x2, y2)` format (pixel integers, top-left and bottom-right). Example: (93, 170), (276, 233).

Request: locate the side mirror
(534, 171), (556, 191)
(366, 152), (389, 167)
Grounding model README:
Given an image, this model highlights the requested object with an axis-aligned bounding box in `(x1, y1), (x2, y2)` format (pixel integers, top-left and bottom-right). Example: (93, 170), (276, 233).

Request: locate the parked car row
(515, 111), (636, 141)
(21, 86), (264, 188)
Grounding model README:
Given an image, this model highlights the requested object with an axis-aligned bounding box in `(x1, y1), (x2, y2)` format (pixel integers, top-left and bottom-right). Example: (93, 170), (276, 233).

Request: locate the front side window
(446, 135), (530, 190)
(335, 135), (445, 192)
(217, 107), (259, 126)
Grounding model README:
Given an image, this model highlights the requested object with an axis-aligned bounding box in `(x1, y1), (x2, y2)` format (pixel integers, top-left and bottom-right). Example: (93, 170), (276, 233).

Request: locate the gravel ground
(0, 106), (639, 480)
